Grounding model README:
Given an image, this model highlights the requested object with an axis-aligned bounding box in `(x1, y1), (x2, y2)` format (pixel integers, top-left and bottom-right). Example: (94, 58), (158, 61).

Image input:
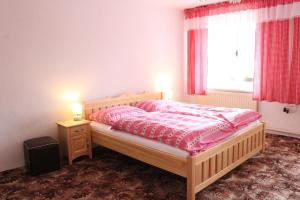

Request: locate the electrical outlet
(283, 107), (290, 114)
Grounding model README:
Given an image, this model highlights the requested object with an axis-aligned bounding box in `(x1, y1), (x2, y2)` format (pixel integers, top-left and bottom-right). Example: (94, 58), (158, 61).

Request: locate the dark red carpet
(1, 134), (299, 200)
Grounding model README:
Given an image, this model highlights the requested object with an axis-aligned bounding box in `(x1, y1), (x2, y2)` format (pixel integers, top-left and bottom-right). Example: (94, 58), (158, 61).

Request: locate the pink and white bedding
(161, 104), (261, 128)
(134, 100), (261, 128)
(89, 105), (145, 126)
(90, 102), (261, 155)
(133, 99), (181, 112)
(111, 112), (255, 155)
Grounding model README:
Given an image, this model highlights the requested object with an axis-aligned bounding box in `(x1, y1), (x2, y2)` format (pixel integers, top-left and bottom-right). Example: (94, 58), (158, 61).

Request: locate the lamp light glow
(63, 91), (80, 102)
(155, 75), (173, 100)
(164, 90), (173, 100)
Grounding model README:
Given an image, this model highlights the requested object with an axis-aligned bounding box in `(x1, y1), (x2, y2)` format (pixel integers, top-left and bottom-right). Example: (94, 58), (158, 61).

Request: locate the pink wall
(0, 0), (184, 171)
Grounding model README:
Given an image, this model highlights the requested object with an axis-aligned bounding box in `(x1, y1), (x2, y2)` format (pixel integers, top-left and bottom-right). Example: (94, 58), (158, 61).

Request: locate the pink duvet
(161, 103), (261, 128)
(112, 112), (250, 155)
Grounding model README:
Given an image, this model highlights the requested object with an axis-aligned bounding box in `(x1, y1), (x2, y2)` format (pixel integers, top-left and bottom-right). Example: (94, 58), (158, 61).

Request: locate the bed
(84, 92), (265, 200)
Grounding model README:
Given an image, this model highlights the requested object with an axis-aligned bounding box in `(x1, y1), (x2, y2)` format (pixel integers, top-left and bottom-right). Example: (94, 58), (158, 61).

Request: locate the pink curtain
(185, 0), (300, 102)
(187, 29), (208, 95)
(288, 17), (300, 104)
(253, 20), (290, 103)
(187, 30), (195, 94)
(254, 17), (300, 104)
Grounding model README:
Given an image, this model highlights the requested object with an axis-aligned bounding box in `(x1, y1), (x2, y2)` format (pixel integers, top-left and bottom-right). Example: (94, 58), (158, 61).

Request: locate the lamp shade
(72, 103), (82, 121)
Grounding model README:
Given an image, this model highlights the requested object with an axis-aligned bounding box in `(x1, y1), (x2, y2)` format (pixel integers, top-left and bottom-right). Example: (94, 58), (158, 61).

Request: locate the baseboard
(266, 129), (300, 139)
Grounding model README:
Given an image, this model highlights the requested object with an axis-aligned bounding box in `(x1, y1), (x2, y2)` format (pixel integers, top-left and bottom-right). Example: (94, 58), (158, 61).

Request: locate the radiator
(188, 91), (258, 111)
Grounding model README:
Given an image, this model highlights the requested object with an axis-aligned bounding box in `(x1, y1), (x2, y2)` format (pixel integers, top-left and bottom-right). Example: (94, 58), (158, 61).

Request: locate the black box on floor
(23, 136), (60, 176)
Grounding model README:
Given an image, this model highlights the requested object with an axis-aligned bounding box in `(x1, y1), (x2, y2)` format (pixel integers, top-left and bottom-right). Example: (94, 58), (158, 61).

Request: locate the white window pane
(207, 13), (256, 92)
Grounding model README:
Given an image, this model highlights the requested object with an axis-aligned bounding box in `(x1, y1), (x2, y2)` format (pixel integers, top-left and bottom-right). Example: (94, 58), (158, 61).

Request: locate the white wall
(259, 102), (300, 134)
(0, 0), (184, 172)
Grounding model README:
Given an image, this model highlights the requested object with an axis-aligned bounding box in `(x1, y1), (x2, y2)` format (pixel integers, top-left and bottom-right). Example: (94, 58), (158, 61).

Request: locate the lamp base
(73, 114), (82, 121)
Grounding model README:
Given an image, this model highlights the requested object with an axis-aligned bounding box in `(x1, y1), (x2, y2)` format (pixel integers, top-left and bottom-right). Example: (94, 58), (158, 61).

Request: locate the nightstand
(56, 120), (92, 164)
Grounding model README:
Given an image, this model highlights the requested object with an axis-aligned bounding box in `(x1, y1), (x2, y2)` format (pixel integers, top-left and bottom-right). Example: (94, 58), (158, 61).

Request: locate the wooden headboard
(84, 92), (163, 119)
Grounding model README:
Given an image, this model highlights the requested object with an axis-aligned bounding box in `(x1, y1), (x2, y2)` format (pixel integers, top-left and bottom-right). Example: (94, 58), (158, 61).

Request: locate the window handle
(235, 50), (239, 57)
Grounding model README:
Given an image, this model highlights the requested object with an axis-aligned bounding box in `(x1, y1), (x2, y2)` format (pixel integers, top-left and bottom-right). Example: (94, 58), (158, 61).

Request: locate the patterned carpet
(1, 134), (300, 200)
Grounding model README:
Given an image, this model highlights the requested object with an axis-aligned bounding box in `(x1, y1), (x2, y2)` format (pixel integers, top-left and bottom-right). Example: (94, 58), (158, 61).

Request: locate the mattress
(91, 120), (261, 158)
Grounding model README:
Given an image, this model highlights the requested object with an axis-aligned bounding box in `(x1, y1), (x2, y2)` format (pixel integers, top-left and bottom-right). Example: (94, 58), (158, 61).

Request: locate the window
(207, 13), (256, 92)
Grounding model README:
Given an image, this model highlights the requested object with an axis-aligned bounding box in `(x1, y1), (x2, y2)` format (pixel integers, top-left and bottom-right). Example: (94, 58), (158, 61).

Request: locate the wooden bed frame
(84, 92), (265, 200)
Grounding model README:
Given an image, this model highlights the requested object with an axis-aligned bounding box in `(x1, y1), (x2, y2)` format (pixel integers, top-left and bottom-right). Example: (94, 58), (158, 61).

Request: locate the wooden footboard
(187, 122), (265, 200)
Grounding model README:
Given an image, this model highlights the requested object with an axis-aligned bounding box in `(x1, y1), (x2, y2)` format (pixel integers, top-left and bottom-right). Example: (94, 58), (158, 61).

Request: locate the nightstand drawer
(70, 125), (88, 136)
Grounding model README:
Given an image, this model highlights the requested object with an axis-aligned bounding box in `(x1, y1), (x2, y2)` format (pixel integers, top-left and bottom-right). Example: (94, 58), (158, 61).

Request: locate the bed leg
(187, 156), (195, 200)
(261, 134), (266, 153)
(187, 183), (195, 200)
(261, 122), (266, 153)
